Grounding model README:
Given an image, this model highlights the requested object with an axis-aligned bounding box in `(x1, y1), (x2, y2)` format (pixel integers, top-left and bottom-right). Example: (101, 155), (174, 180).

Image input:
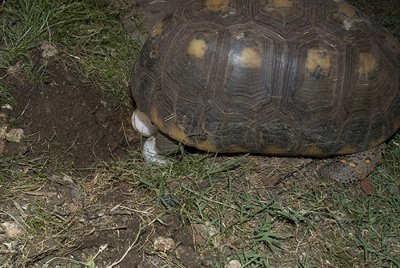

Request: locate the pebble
(360, 179), (375, 196)
(153, 236), (175, 252)
(0, 125), (7, 139)
(192, 222), (219, 246)
(40, 41), (58, 58)
(1, 104), (12, 110)
(0, 222), (25, 239)
(5, 128), (24, 143)
(225, 260), (242, 268)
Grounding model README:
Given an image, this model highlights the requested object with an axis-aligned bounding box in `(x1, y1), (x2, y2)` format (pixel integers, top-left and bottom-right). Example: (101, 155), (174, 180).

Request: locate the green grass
(0, 0), (399, 267)
(0, 84), (13, 106)
(91, 146), (399, 267)
(1, 145), (399, 267)
(0, 0), (140, 104)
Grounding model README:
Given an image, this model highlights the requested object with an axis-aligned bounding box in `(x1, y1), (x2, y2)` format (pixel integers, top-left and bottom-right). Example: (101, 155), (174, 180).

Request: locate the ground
(0, 0), (399, 267)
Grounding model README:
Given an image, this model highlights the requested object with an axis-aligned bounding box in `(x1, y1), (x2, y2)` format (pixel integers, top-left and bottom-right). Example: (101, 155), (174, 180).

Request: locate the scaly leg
(132, 109), (177, 165)
(317, 144), (386, 185)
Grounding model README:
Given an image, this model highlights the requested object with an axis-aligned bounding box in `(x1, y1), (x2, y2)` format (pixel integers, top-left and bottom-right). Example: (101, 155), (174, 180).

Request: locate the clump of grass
(253, 218), (289, 251)
(101, 143), (399, 267)
(24, 203), (65, 235)
(0, 0), (140, 105)
(1, 141), (399, 267)
(0, 84), (13, 105)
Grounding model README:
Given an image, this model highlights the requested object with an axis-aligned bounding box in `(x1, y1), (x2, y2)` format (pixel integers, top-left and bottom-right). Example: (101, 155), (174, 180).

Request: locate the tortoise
(130, 0), (400, 185)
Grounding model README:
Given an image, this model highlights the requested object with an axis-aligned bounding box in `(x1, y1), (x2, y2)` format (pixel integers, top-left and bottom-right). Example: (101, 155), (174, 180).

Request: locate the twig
(0, 249), (16, 254)
(65, 135), (79, 153)
(17, 100), (31, 119)
(93, 244), (108, 260)
(42, 257), (90, 268)
(121, 121), (131, 149)
(111, 204), (152, 215)
(106, 223), (146, 268)
(96, 226), (127, 232)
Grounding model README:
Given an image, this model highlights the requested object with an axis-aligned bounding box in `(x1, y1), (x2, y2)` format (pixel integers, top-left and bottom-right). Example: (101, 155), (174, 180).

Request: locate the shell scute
(131, 0), (400, 156)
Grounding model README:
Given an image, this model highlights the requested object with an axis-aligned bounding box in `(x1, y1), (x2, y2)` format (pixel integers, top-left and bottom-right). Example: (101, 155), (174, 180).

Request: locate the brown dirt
(2, 57), (140, 169)
(1, 54), (213, 266)
(0, 1), (209, 265)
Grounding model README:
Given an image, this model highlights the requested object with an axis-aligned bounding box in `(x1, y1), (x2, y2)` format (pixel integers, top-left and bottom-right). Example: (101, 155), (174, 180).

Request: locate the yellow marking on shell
(150, 107), (164, 129)
(205, 0), (230, 12)
(151, 22), (163, 37)
(368, 137), (386, 148)
(304, 145), (323, 156)
(265, 145), (288, 154)
(167, 126), (188, 144)
(348, 162), (357, 168)
(196, 139), (218, 152)
(187, 39), (208, 60)
(337, 146), (357, 155)
(364, 159), (372, 164)
(338, 3), (356, 17)
(239, 48), (262, 69)
(358, 52), (377, 77)
(271, 0), (293, 8)
(305, 49), (332, 75)
(340, 159), (347, 164)
(228, 145), (248, 153)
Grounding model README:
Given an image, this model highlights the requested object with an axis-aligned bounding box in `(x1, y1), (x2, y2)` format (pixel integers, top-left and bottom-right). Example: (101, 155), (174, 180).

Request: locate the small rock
(192, 222), (219, 246)
(360, 179), (375, 196)
(40, 41), (58, 58)
(5, 128), (24, 143)
(63, 175), (74, 184)
(0, 222), (25, 239)
(1, 104), (12, 110)
(225, 260), (242, 268)
(0, 125), (7, 139)
(153, 236), (175, 252)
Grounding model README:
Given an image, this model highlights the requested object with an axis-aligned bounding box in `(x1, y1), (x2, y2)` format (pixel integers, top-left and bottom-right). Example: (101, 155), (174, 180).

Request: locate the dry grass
(0, 0), (399, 267)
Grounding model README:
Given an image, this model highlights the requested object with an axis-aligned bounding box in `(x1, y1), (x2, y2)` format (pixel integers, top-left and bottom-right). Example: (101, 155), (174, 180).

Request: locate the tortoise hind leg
(143, 133), (180, 165)
(131, 109), (179, 165)
(317, 144), (386, 185)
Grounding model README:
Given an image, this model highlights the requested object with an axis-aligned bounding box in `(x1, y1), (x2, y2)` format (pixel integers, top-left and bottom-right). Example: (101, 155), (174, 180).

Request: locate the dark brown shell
(131, 0), (400, 156)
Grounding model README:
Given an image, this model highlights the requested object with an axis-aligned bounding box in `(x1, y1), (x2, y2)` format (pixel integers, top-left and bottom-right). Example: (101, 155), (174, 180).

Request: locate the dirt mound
(2, 60), (140, 168)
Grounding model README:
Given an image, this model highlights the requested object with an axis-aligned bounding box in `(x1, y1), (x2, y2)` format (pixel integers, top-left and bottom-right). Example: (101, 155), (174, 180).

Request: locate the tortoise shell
(131, 0), (400, 157)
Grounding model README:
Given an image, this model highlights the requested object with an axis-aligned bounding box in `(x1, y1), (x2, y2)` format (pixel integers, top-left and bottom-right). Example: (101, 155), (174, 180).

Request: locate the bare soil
(1, 58), (212, 266)
(3, 59), (139, 169)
